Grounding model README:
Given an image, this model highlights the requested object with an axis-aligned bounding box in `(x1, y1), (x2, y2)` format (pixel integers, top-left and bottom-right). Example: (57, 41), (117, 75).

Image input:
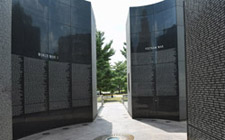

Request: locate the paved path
(20, 102), (187, 140)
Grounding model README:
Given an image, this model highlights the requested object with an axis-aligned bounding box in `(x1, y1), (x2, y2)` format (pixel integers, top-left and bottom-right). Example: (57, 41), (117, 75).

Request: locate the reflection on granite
(12, 0), (96, 139)
(127, 0), (186, 120)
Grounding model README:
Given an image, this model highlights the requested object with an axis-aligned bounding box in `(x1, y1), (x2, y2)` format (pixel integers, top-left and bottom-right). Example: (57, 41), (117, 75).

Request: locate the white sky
(86, 0), (163, 64)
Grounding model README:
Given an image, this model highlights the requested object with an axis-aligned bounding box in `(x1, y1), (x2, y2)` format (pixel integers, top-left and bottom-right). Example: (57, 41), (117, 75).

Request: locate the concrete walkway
(20, 102), (187, 140)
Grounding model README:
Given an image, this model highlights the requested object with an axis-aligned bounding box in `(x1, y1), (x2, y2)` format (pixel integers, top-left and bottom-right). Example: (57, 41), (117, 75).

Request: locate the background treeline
(96, 31), (127, 94)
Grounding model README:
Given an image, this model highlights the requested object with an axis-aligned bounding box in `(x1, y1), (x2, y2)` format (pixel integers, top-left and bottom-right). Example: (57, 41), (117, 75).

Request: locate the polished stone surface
(127, 0), (186, 120)
(0, 0), (12, 139)
(185, 0), (225, 139)
(20, 103), (187, 140)
(12, 0), (96, 138)
(91, 8), (97, 119)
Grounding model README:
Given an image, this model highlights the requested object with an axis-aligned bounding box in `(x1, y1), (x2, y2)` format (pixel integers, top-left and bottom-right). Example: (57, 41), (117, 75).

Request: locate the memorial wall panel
(131, 52), (154, 65)
(12, 55), (24, 116)
(23, 0), (49, 19)
(156, 63), (177, 96)
(71, 27), (92, 64)
(72, 64), (92, 107)
(49, 61), (71, 110)
(71, 5), (91, 30)
(0, 1), (12, 139)
(24, 57), (48, 114)
(127, 0), (186, 120)
(185, 0), (225, 139)
(49, 21), (70, 59)
(156, 48), (176, 63)
(12, 0), (96, 138)
(49, 1), (70, 25)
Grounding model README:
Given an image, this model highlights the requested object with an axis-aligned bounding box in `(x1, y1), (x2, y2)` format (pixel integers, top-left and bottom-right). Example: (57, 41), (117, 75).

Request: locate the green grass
(97, 97), (102, 102)
(104, 97), (123, 103)
(123, 96), (128, 101)
(97, 94), (128, 103)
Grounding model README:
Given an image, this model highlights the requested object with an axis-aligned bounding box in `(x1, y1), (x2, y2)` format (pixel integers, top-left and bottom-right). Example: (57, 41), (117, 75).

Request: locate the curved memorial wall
(12, 0), (96, 139)
(126, 0), (186, 120)
(185, 0), (225, 139)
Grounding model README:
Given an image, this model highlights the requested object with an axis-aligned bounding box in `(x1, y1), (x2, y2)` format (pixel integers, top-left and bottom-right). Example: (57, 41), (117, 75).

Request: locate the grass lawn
(123, 96), (128, 102)
(104, 96), (123, 103)
(97, 96), (102, 102)
(97, 94), (128, 103)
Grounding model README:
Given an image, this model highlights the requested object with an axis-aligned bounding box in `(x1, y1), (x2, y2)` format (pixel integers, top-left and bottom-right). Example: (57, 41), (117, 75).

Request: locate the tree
(111, 61), (127, 94)
(97, 31), (115, 94)
(119, 42), (128, 93)
(120, 42), (127, 59)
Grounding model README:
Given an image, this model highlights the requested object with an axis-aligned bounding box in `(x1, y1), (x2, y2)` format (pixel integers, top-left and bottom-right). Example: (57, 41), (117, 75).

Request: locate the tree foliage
(97, 31), (115, 93)
(111, 61), (127, 94)
(120, 42), (127, 59)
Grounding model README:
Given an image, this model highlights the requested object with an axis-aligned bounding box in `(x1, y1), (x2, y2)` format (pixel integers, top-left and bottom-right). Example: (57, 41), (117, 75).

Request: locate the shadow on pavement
(136, 118), (187, 133)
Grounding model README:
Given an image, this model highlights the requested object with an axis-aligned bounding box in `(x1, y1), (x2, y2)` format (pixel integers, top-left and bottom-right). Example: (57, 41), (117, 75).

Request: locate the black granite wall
(127, 0), (186, 120)
(12, 0), (96, 139)
(185, 0), (225, 139)
(0, 0), (12, 139)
